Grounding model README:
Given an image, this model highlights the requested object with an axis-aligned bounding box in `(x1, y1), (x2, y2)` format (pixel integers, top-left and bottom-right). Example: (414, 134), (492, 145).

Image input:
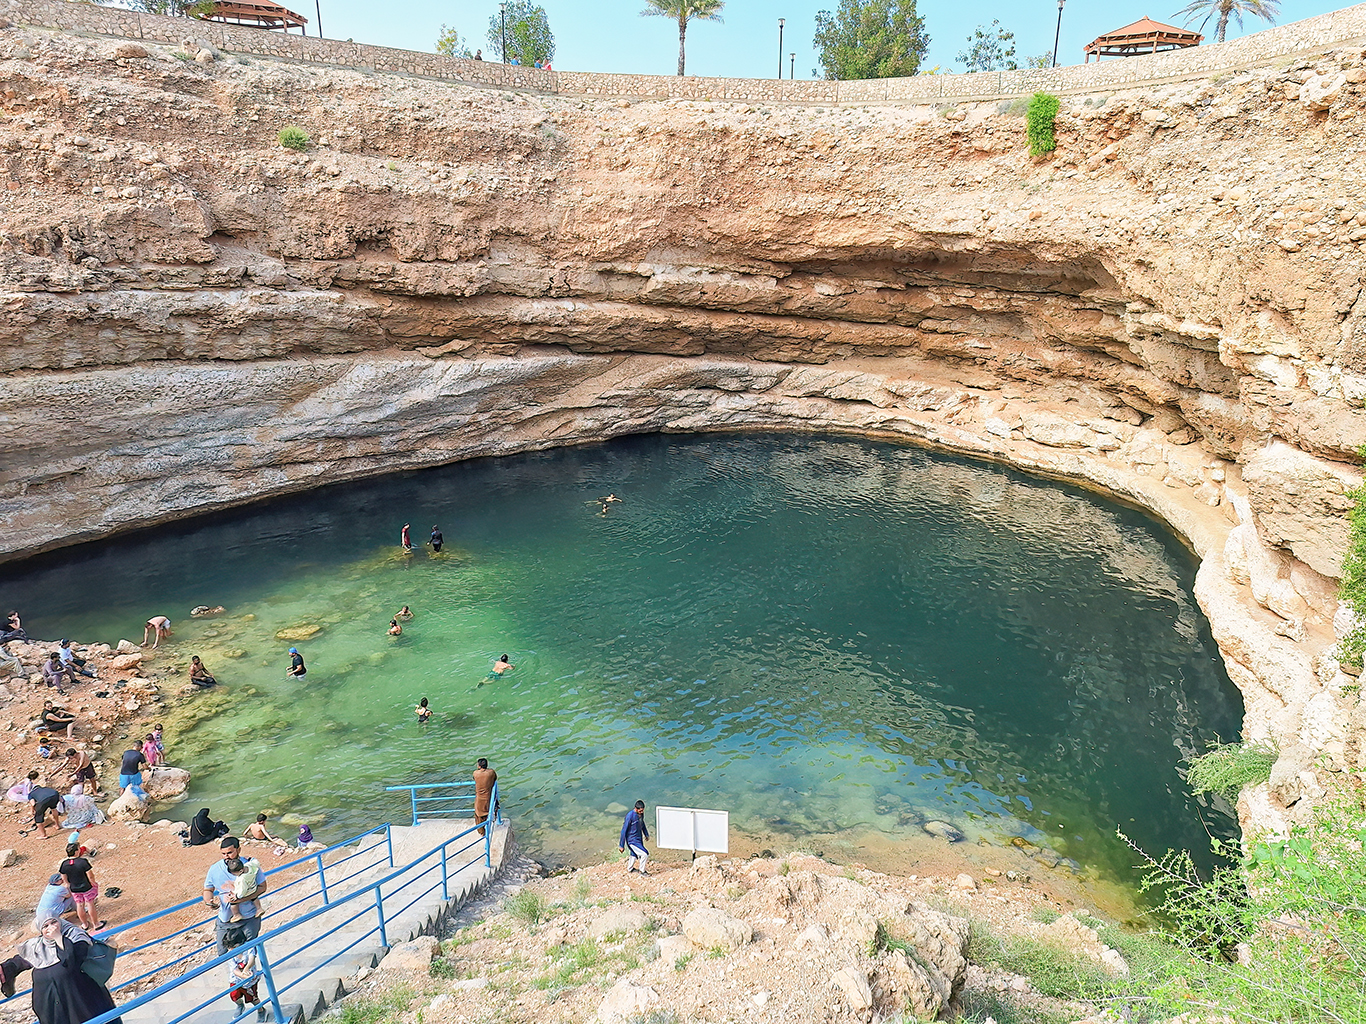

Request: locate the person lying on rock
(40, 702), (76, 740)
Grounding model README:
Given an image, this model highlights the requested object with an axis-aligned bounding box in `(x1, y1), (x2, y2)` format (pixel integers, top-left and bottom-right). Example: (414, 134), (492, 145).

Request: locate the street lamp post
(1052, 0), (1065, 68)
(777, 18), (784, 79)
(789, 52), (795, 79)
(500, 1), (507, 63)
(314, 0), (321, 38)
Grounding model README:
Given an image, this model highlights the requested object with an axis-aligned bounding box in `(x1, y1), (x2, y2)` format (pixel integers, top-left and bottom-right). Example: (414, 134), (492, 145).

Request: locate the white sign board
(655, 805), (729, 855)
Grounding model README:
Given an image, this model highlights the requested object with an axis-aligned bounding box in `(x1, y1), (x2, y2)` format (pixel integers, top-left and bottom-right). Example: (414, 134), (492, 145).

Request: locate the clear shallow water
(1, 434), (1242, 887)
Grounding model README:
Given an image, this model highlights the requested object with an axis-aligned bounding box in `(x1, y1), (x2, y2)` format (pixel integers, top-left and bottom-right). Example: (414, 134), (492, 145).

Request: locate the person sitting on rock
(40, 655), (67, 695)
(0, 638), (21, 679)
(243, 813), (290, 855)
(189, 656), (217, 689)
(57, 640), (96, 680)
(40, 702), (76, 740)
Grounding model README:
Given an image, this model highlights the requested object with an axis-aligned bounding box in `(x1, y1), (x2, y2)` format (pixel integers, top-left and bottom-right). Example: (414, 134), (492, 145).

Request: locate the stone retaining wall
(4, 0), (1366, 103)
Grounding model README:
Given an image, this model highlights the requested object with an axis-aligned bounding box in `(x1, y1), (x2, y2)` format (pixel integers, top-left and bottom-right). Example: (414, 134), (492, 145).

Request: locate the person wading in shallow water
(285, 648), (306, 679)
(428, 526), (443, 553)
(400, 523), (412, 551)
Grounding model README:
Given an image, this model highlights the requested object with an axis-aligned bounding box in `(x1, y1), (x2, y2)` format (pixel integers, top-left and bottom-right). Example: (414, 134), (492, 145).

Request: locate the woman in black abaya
(0, 917), (120, 1024)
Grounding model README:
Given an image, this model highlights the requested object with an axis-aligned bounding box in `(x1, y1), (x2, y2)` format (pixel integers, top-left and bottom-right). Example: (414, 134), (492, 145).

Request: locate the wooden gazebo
(202, 0), (308, 32)
(1084, 16), (1202, 61)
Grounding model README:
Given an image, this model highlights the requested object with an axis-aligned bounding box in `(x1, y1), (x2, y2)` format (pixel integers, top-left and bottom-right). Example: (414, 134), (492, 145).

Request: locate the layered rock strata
(1, 26), (1365, 836)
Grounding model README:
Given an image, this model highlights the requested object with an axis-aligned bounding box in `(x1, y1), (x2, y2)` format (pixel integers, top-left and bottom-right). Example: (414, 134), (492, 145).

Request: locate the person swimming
(492, 654), (514, 675)
(415, 697), (431, 723)
(596, 494), (622, 516)
(388, 619), (402, 636)
(396, 606), (413, 620)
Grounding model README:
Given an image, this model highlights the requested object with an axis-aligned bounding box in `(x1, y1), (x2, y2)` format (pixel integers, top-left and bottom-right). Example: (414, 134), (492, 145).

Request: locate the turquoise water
(1, 434), (1242, 885)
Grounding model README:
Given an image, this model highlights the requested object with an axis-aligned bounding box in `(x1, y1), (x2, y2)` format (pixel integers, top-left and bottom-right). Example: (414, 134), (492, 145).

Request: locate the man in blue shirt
(203, 837), (268, 953)
(618, 800), (650, 875)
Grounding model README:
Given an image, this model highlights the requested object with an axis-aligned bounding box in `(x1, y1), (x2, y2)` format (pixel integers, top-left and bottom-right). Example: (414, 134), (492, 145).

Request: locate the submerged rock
(274, 624), (323, 641)
(922, 820), (965, 843)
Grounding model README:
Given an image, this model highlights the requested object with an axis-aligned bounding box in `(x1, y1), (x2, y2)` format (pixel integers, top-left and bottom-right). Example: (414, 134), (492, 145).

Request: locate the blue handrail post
(494, 781), (502, 825)
(256, 938), (286, 1024)
(410, 790), (419, 826)
(374, 886), (388, 948)
(386, 824), (394, 867)
(440, 848), (450, 900)
(316, 853), (329, 905)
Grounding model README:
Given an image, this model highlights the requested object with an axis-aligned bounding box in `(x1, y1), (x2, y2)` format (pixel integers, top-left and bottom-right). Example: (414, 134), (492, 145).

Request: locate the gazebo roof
(202, 0), (308, 31)
(1084, 16), (1202, 59)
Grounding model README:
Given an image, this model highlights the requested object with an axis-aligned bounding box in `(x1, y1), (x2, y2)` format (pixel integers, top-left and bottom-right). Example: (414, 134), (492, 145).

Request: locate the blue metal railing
(75, 819), (498, 1024)
(385, 779), (501, 829)
(1, 824), (394, 1009)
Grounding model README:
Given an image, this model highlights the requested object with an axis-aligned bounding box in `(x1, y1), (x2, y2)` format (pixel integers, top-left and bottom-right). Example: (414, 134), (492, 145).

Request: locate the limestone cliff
(1, 24), (1364, 836)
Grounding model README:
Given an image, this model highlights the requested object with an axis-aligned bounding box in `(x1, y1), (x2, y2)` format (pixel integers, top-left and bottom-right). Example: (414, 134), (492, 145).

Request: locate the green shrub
(277, 126), (309, 151)
(504, 889), (547, 927)
(1340, 450), (1366, 665)
(1026, 92), (1059, 156)
(1185, 741), (1277, 801)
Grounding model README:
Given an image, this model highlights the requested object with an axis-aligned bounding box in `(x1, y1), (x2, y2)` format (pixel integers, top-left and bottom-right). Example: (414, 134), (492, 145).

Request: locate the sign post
(655, 806), (728, 861)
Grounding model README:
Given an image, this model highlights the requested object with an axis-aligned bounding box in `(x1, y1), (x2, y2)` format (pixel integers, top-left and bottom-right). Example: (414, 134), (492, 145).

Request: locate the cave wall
(1, 25), (1365, 833)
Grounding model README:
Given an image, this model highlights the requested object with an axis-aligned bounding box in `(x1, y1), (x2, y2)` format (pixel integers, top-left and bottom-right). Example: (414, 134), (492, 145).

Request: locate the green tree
(1023, 52), (1052, 69)
(1174, 0), (1280, 44)
(435, 24), (472, 59)
(640, 0), (725, 77)
(812, 0), (929, 81)
(486, 0), (555, 65)
(112, 0), (213, 15)
(958, 19), (1017, 72)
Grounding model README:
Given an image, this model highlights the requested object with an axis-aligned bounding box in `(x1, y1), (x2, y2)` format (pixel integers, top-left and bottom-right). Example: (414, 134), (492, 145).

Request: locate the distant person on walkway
(492, 654), (514, 676)
(40, 702), (76, 740)
(62, 750), (97, 796)
(473, 758), (496, 836)
(243, 813), (290, 855)
(396, 606), (414, 620)
(0, 917), (122, 1024)
(189, 656), (217, 689)
(58, 842), (102, 933)
(286, 648), (306, 679)
(40, 656), (67, 695)
(388, 619), (402, 636)
(142, 616), (172, 648)
(618, 800), (650, 875)
(57, 642), (95, 681)
(474, 48), (482, 59)
(415, 697), (432, 723)
(401, 523), (413, 551)
(117, 745), (147, 801)
(428, 526), (443, 553)
(203, 837), (267, 954)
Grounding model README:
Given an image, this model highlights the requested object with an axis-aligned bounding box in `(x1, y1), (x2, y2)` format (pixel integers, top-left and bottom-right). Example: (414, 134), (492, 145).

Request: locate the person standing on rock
(58, 842), (103, 933)
(285, 647), (306, 679)
(618, 800), (650, 875)
(142, 616), (172, 648)
(203, 837), (268, 954)
(473, 758), (496, 837)
(428, 525), (443, 553)
(117, 744), (148, 801)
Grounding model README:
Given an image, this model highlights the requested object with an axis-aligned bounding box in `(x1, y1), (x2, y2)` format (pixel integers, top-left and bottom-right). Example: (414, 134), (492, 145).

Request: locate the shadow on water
(0, 433), (1244, 897)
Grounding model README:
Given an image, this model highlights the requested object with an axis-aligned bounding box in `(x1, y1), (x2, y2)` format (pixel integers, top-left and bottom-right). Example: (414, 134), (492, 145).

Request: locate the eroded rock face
(0, 28), (1364, 835)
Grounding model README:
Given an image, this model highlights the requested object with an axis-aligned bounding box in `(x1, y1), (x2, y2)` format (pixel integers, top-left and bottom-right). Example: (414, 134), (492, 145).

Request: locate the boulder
(681, 907), (751, 951)
(921, 820), (964, 843)
(114, 42), (148, 59)
(1020, 411), (1097, 449)
(899, 902), (971, 993)
(108, 653), (142, 671)
(0, 848), (18, 867)
(378, 935), (437, 972)
(830, 966), (873, 1011)
(190, 606), (226, 618)
(872, 948), (950, 1018)
(274, 625), (322, 641)
(953, 873), (977, 891)
(1299, 72), (1346, 110)
(587, 906), (650, 939)
(597, 980), (657, 1023)
(143, 766), (190, 801)
(115, 641), (138, 654)
(107, 787), (149, 823)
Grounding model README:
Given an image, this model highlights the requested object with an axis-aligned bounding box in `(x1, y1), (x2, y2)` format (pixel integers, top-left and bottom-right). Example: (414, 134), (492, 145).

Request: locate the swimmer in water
(388, 619), (402, 636)
(415, 697), (431, 723)
(396, 606), (413, 620)
(492, 654), (514, 676)
(596, 494), (621, 516)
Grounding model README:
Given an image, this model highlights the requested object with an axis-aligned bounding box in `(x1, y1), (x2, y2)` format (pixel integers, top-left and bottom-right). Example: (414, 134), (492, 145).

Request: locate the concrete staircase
(116, 820), (511, 1024)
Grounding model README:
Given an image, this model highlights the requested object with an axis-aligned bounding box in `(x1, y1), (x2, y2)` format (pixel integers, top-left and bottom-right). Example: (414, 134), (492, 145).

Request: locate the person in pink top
(141, 733), (163, 767)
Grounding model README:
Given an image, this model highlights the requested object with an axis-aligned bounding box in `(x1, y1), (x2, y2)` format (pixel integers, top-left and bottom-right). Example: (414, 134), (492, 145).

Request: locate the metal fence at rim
(384, 780), (502, 829)
(1, 780), (503, 1024)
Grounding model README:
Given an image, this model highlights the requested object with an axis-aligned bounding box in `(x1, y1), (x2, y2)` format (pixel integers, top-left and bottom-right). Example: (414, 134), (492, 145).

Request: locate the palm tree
(1174, 0), (1280, 44)
(641, 0), (725, 77)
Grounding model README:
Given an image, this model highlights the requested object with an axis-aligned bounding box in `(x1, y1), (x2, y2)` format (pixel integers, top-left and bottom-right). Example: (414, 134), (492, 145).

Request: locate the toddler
(228, 858), (261, 923)
(225, 936), (264, 1020)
